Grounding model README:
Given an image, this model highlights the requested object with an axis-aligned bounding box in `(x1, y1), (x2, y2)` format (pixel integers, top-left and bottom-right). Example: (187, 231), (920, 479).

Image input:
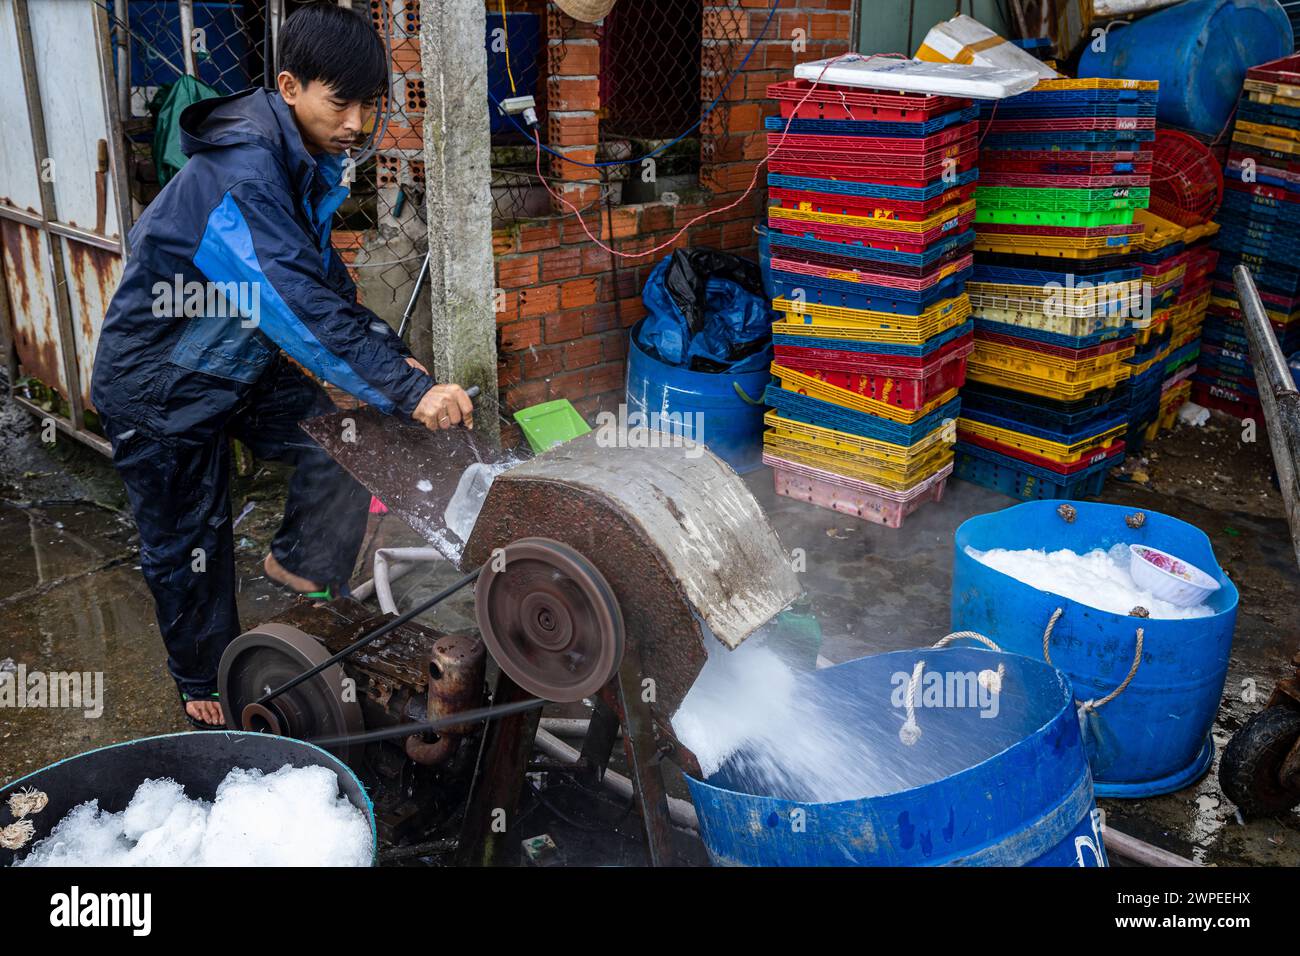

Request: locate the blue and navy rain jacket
(91, 88), (432, 442)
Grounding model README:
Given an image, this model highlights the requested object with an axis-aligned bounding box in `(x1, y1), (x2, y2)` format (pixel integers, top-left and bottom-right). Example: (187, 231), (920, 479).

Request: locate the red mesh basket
(1149, 129), (1223, 227)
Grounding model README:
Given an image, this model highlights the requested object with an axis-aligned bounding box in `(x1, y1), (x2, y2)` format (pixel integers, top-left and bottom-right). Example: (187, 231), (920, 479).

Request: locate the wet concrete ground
(2, 386), (1297, 866)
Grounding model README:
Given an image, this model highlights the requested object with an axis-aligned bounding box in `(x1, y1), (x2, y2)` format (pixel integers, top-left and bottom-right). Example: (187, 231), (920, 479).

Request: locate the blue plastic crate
(989, 87), (1158, 107)
(767, 169), (979, 202)
(763, 385), (960, 446)
(1223, 164), (1300, 193)
(1239, 98), (1300, 130)
(764, 106), (978, 137)
(953, 441), (1115, 501)
(769, 229), (976, 268)
(772, 319), (974, 358)
(972, 262), (1142, 286)
(980, 101), (1157, 119)
(771, 266), (971, 315)
(960, 405), (1129, 446)
(960, 382), (1127, 433)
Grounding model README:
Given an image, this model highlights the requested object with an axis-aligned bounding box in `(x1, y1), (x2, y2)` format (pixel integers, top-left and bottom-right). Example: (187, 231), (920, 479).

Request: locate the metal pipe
(178, 0), (196, 77)
(372, 547), (447, 614)
(539, 717), (620, 739)
(113, 0), (130, 116)
(1234, 265), (1300, 569)
(1103, 826), (1199, 867)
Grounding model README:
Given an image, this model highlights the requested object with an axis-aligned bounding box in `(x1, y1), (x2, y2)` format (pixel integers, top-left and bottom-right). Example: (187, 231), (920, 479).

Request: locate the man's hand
(413, 383), (475, 431)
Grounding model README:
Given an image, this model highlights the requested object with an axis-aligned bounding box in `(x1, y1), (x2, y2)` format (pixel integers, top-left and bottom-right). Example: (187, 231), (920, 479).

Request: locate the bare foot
(264, 553), (324, 594)
(186, 699), (224, 726)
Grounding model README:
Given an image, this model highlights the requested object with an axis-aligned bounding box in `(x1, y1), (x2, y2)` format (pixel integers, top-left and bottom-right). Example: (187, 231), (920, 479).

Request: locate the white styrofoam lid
(792, 55), (1041, 100)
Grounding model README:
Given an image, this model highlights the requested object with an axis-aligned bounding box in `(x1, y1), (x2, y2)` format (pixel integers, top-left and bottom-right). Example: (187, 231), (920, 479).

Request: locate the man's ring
(440, 417), (450, 424)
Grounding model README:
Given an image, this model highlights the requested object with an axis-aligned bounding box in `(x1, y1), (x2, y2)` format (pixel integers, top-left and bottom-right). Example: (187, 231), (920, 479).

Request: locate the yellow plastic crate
(1145, 263), (1188, 288)
(972, 340), (1136, 377)
(1244, 78), (1300, 105)
(1231, 128), (1300, 156)
(968, 303), (1126, 338)
(957, 417), (1127, 464)
(973, 231), (1138, 259)
(966, 278), (1144, 308)
(1237, 118), (1300, 144)
(768, 199), (976, 234)
(1126, 343), (1173, 377)
(1208, 294), (1300, 325)
(1133, 209), (1186, 252)
(1034, 78), (1159, 92)
(966, 360), (1132, 401)
(1182, 220), (1220, 243)
(763, 410), (951, 465)
(773, 294), (971, 345)
(761, 436), (955, 491)
(770, 364), (960, 424)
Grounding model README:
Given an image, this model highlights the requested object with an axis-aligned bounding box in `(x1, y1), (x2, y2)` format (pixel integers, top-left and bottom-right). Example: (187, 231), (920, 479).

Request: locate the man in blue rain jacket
(91, 5), (473, 727)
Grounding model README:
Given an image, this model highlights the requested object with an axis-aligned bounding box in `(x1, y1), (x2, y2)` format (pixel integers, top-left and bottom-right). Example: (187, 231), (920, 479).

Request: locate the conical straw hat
(554, 0), (617, 24)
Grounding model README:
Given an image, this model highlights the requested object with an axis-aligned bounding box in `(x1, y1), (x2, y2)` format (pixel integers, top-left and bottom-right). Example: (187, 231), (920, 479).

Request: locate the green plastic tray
(513, 399), (592, 453)
(975, 206), (1139, 228)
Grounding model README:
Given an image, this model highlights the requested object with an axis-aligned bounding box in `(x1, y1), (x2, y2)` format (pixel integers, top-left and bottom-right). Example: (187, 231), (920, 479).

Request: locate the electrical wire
(492, 0), (782, 170)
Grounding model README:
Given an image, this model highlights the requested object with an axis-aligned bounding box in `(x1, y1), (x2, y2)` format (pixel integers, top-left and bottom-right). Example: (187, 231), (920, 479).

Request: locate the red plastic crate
(978, 171), (1151, 189)
(1223, 177), (1300, 204)
(769, 182), (976, 221)
(773, 333), (974, 411)
(765, 243), (970, 278)
(1190, 382), (1263, 422)
(768, 210), (976, 250)
(771, 253), (973, 291)
(767, 79), (970, 122)
(957, 430), (1126, 474)
(980, 150), (1154, 176)
(1245, 52), (1300, 85)
(975, 221), (1143, 239)
(770, 151), (979, 186)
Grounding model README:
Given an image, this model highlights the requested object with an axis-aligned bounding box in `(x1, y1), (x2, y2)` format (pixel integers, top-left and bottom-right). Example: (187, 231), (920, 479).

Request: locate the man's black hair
(278, 3), (388, 102)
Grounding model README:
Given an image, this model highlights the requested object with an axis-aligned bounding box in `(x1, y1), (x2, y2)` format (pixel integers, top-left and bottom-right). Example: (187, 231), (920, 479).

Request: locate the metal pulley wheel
(217, 623), (365, 764)
(475, 537), (625, 702)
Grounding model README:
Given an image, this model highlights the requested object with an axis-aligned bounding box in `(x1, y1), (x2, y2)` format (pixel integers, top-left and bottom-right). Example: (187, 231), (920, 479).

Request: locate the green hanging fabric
(152, 75), (221, 187)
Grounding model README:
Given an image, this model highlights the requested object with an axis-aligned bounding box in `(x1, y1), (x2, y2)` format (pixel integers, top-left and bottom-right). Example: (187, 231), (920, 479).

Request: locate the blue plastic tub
(625, 320), (769, 473)
(1078, 0), (1292, 137)
(0, 732), (376, 866)
(952, 501), (1239, 797)
(685, 647), (1107, 866)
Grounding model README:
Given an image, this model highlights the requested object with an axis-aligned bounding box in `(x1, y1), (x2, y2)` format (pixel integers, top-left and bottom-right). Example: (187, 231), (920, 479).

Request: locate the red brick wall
(492, 0), (852, 447)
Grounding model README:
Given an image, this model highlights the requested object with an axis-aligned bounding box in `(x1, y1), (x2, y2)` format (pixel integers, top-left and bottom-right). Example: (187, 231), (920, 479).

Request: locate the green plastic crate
(974, 185), (1152, 212)
(513, 399), (591, 453)
(974, 206), (1138, 228)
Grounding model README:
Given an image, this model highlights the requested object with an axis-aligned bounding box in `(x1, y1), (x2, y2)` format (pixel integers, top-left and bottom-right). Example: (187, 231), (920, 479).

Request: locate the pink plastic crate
(764, 453), (953, 529)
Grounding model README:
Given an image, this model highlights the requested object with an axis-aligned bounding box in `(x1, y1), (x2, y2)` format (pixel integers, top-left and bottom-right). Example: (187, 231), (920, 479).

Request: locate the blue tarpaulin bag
(637, 249), (773, 373)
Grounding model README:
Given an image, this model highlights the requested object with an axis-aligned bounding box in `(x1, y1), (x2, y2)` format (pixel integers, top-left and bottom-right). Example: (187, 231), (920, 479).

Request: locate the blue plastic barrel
(952, 501), (1239, 798)
(685, 647), (1107, 866)
(1078, 0), (1292, 137)
(625, 319), (770, 473)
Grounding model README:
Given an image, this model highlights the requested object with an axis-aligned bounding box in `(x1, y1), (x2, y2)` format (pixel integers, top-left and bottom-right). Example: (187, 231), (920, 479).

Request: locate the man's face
(277, 71), (374, 155)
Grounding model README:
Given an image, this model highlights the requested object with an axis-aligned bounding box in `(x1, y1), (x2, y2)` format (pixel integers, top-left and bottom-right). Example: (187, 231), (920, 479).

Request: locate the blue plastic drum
(952, 501), (1239, 797)
(685, 646), (1107, 866)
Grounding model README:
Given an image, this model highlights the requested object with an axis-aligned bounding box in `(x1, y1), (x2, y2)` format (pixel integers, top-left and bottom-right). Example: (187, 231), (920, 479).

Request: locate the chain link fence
(104, 0), (426, 329)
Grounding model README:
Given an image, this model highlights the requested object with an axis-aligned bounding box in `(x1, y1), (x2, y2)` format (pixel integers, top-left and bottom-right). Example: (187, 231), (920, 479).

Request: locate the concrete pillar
(419, 0), (500, 444)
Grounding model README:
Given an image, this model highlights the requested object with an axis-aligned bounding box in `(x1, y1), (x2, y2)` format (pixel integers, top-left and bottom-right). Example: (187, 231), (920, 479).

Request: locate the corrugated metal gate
(0, 0), (129, 453)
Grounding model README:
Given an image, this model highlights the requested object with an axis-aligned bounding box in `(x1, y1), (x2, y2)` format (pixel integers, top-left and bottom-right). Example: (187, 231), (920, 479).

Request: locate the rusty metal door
(0, 0), (131, 453)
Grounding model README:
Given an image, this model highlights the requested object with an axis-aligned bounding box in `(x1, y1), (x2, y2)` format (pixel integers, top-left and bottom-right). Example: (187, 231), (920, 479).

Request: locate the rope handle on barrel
(899, 630), (1006, 747)
(1042, 607), (1145, 715)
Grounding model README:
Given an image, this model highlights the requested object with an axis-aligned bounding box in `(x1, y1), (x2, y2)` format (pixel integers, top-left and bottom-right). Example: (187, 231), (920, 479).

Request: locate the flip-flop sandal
(179, 690), (227, 731)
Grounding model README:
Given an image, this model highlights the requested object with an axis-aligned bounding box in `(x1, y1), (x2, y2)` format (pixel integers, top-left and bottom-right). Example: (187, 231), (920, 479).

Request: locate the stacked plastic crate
(954, 78), (1158, 500)
(1198, 53), (1300, 422)
(1132, 210), (1221, 436)
(760, 79), (978, 527)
